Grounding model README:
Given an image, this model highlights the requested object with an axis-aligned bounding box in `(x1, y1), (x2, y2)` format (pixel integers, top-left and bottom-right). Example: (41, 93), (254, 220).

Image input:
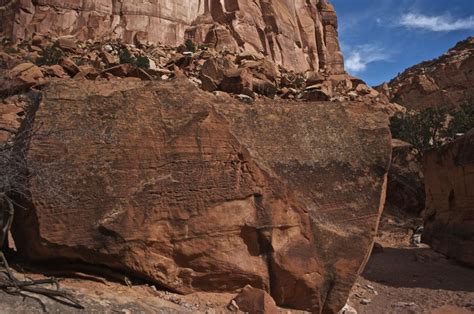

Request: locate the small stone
(392, 301), (416, 308)
(103, 44), (113, 53)
(8, 63), (44, 85)
(56, 36), (77, 52)
(360, 298), (371, 305)
(232, 285), (278, 314)
(227, 299), (239, 312)
(100, 51), (118, 66)
(338, 304), (358, 314)
(59, 58), (80, 76)
(235, 94), (254, 104)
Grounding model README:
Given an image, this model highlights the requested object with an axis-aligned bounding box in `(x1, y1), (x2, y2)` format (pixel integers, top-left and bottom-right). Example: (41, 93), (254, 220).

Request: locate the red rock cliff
(379, 37), (474, 110)
(0, 0), (344, 74)
(423, 130), (474, 267)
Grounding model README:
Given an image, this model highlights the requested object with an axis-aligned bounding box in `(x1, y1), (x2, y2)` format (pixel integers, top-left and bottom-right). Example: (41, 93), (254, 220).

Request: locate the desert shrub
(119, 48), (150, 69)
(390, 107), (448, 159)
(74, 58), (86, 66)
(135, 55), (150, 69)
(4, 47), (17, 54)
(445, 100), (474, 139)
(184, 39), (196, 53)
(390, 101), (474, 159)
(119, 48), (135, 65)
(36, 46), (64, 66)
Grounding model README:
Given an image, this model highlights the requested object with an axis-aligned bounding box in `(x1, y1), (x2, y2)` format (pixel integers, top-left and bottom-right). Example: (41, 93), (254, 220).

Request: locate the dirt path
(347, 206), (474, 314)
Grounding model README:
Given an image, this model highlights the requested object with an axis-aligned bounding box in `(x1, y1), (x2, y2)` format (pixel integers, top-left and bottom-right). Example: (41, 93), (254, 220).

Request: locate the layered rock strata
(423, 130), (474, 267)
(0, 0), (344, 73)
(12, 78), (391, 312)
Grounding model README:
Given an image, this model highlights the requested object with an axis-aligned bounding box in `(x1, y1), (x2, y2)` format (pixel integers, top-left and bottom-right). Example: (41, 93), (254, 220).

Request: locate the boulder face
(378, 37), (474, 110)
(0, 0), (344, 74)
(422, 130), (474, 267)
(12, 78), (391, 313)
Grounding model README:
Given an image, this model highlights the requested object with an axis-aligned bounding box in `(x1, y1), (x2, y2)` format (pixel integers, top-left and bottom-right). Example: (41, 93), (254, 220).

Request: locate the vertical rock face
(387, 139), (425, 214)
(0, 0), (344, 73)
(12, 79), (391, 313)
(423, 130), (474, 267)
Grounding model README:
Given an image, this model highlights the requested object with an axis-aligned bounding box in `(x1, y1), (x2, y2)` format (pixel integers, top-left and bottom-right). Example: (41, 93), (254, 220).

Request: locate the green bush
(36, 46), (64, 66)
(119, 48), (150, 69)
(184, 39), (196, 53)
(135, 56), (150, 69)
(445, 100), (474, 139)
(119, 48), (135, 65)
(390, 101), (474, 159)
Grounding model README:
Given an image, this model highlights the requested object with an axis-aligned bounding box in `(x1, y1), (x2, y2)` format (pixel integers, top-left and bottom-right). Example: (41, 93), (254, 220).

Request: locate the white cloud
(400, 13), (474, 32)
(345, 44), (390, 73)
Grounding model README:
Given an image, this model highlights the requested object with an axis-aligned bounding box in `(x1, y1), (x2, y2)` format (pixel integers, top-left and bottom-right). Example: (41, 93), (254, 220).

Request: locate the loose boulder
(12, 78), (391, 313)
(232, 285), (278, 314)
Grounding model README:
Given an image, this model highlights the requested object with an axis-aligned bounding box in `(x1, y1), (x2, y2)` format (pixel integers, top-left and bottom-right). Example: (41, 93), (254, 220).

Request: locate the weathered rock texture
(12, 78), (391, 313)
(378, 37), (474, 110)
(387, 139), (425, 214)
(423, 129), (474, 267)
(0, 0), (344, 74)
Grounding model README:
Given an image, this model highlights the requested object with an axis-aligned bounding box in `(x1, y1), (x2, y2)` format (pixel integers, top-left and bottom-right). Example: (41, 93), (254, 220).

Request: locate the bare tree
(0, 91), (83, 310)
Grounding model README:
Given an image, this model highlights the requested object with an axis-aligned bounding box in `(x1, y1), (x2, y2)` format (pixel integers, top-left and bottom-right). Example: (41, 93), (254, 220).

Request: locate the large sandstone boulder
(422, 130), (474, 267)
(1, 0), (344, 74)
(379, 37), (474, 110)
(12, 78), (391, 312)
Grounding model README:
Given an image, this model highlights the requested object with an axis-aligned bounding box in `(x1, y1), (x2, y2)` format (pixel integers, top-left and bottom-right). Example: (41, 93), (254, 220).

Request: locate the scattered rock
(100, 51), (118, 66)
(392, 301), (416, 308)
(338, 303), (358, 314)
(252, 77), (277, 98)
(410, 226), (423, 246)
(128, 67), (153, 81)
(220, 68), (253, 97)
(59, 58), (80, 76)
(102, 64), (131, 78)
(227, 300), (239, 312)
(360, 298), (371, 305)
(303, 84), (332, 101)
(56, 36), (77, 52)
(232, 285), (278, 314)
(8, 62), (44, 86)
(2, 0), (347, 74)
(42, 65), (69, 78)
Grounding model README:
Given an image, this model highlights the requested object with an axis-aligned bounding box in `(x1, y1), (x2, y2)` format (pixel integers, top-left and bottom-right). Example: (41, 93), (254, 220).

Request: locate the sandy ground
(347, 206), (474, 314)
(0, 206), (473, 313)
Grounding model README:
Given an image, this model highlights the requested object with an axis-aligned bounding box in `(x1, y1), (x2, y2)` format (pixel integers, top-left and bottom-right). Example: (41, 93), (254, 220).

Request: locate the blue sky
(331, 0), (474, 86)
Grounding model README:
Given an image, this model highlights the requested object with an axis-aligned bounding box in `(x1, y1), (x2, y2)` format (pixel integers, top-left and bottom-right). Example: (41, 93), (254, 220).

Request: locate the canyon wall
(0, 0), (344, 73)
(379, 37), (474, 110)
(423, 130), (474, 267)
